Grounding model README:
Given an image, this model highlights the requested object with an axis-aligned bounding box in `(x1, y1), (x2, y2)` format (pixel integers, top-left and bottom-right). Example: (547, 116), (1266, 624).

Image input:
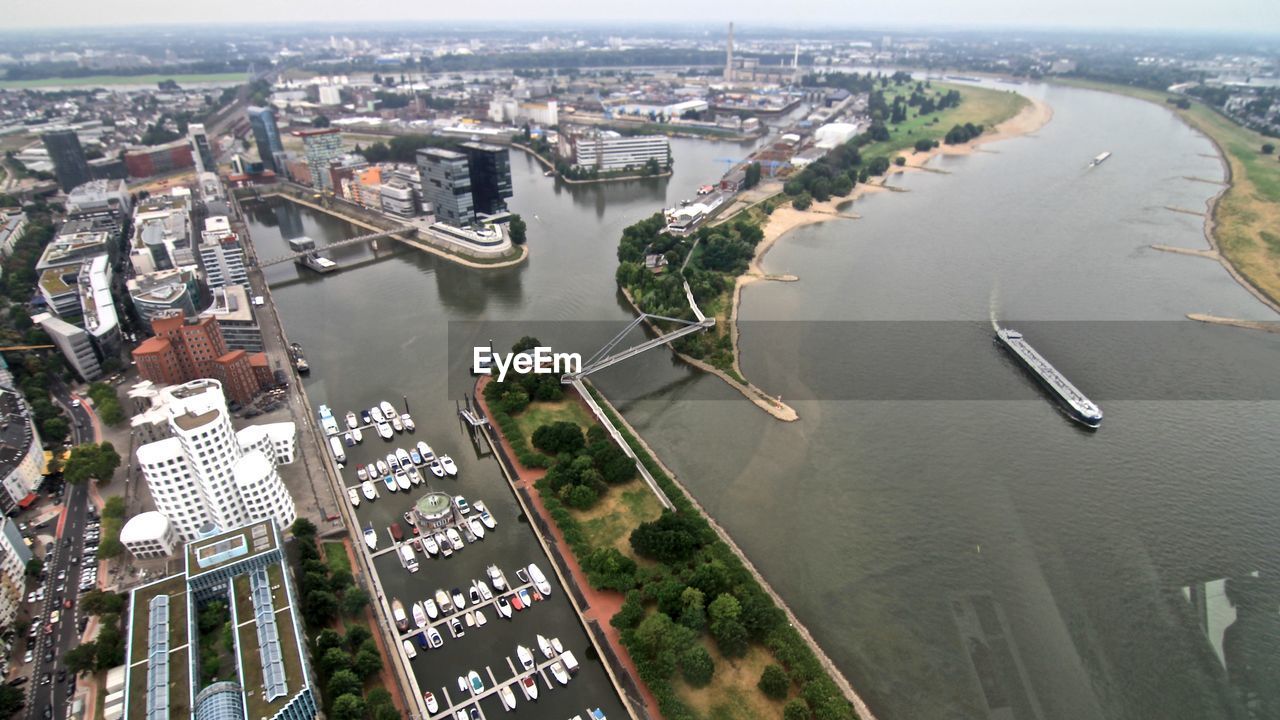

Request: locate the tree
(680, 645), (715, 687)
(562, 483), (599, 509)
(320, 646), (352, 675)
(783, 699), (812, 720)
(509, 214), (527, 245)
(914, 138), (934, 152)
(41, 417), (68, 443)
(291, 517), (317, 539)
(315, 629), (344, 654)
(678, 587), (706, 631)
(25, 558), (42, 577)
(709, 594), (749, 657)
(344, 624), (371, 650)
(353, 648), (383, 679)
(582, 547), (637, 592)
(303, 590), (338, 626)
(327, 669), (362, 699)
(313, 115), (331, 128)
(65, 643), (98, 673)
(791, 193), (813, 211)
(330, 693), (366, 720)
(531, 421), (585, 455)
(630, 511), (713, 564)
(759, 664), (791, 700)
(894, 156), (906, 167)
(1264, 143), (1276, 155)
(341, 587), (370, 616)
(63, 443), (121, 485)
(630, 612), (682, 680)
(744, 162), (762, 189)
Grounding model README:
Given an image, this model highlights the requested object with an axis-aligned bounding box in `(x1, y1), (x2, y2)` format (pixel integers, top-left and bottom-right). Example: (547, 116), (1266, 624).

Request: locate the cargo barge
(996, 328), (1102, 428)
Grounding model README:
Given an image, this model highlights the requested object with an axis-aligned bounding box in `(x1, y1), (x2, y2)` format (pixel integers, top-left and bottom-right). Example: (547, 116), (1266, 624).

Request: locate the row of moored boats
(345, 440), (458, 507)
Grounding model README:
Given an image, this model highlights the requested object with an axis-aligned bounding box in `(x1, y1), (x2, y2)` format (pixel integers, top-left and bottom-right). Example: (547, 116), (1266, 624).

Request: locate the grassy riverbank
(483, 359), (859, 720)
(1055, 77), (1280, 310)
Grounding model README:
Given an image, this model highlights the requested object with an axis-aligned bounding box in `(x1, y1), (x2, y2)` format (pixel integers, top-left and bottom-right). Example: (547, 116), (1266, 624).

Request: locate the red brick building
(132, 312), (269, 406)
(124, 140), (194, 179)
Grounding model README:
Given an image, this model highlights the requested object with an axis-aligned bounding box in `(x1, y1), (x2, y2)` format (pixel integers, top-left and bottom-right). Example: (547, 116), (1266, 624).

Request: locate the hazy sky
(6, 0), (1280, 34)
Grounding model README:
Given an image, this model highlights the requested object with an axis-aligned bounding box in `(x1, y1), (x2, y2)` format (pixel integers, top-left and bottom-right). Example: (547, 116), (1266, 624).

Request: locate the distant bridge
(257, 226), (416, 267)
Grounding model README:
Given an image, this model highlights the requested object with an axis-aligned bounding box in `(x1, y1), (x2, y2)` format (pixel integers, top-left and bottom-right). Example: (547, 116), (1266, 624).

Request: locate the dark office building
(247, 106), (284, 173)
(41, 129), (92, 192)
(460, 142), (513, 216)
(417, 147), (475, 226)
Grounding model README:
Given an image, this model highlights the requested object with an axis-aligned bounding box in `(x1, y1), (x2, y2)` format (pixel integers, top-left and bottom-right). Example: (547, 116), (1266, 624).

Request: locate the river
(244, 83), (1280, 720)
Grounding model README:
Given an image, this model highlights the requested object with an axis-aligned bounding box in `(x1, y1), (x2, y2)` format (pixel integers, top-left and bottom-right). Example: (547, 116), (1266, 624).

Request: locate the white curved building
(135, 379), (297, 541)
(119, 511), (179, 559)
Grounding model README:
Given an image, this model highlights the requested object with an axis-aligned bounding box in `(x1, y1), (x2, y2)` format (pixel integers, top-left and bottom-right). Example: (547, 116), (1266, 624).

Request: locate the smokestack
(725, 22), (734, 83)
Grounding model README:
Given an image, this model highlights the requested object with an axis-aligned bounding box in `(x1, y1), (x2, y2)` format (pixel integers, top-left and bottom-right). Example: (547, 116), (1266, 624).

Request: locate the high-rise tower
(724, 22), (735, 83)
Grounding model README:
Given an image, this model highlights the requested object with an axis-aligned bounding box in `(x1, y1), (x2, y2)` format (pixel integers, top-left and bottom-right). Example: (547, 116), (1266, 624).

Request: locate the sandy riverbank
(728, 96), (1055, 383)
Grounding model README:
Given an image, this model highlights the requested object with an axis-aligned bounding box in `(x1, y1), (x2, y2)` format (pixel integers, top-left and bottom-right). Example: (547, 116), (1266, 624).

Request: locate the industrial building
(122, 519), (317, 720)
(132, 380), (297, 541)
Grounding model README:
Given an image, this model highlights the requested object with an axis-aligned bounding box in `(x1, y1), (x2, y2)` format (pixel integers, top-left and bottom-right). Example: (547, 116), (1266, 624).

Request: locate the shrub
(630, 511), (714, 564)
(759, 663), (791, 699)
(791, 193), (813, 211)
(783, 699), (812, 720)
(679, 645), (715, 687)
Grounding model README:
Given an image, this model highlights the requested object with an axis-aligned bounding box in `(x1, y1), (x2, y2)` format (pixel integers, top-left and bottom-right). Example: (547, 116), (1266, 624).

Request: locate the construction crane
(0, 345), (54, 352)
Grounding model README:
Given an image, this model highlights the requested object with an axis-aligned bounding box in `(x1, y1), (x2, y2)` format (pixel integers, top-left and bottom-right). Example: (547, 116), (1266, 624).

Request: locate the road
(22, 480), (91, 720)
(20, 386), (97, 720)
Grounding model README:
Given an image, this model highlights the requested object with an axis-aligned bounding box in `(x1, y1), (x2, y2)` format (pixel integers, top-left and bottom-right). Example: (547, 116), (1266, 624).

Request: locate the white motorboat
(469, 518), (486, 539)
(446, 527), (464, 549)
(370, 406), (385, 424)
(454, 496), (471, 514)
(551, 637), (564, 654)
(424, 692), (438, 713)
(476, 580), (493, 602)
(375, 460), (389, 476)
(347, 488), (360, 507)
(457, 676), (468, 694)
(343, 431), (355, 447)
(400, 545), (418, 573)
(423, 534), (439, 556)
(474, 609), (487, 627)
(387, 453), (400, 471)
(345, 411), (359, 430)
(487, 565), (506, 591)
(452, 588), (467, 609)
(402, 639), (417, 659)
(356, 465), (367, 481)
(437, 532), (453, 557)
(396, 448), (412, 467)
(465, 611), (475, 627)
(427, 626), (443, 648)
(528, 564), (552, 597)
(424, 597), (439, 619)
(410, 448), (423, 465)
(367, 463), (379, 480)
(435, 589), (452, 613)
(495, 595), (512, 618)
(395, 471), (411, 491)
(360, 409), (372, 425)
(412, 602), (428, 629)
(351, 426), (363, 443)
(451, 619), (467, 638)
(329, 436), (347, 463)
(319, 405), (340, 434)
(561, 650), (579, 674)
(520, 674), (538, 701)
(408, 466), (423, 485)
(537, 634), (554, 659)
(517, 645), (535, 671)
(402, 413), (415, 431)
(363, 524), (377, 551)
(498, 684), (516, 711)
(380, 400), (397, 419)
(429, 459), (445, 477)
(549, 661), (570, 685)
(392, 600), (408, 632)
(479, 510), (496, 530)
(377, 422), (393, 440)
(516, 588), (532, 608)
(383, 473), (397, 493)
(440, 455), (458, 476)
(361, 481), (377, 501)
(469, 586), (481, 605)
(467, 670), (484, 696)
(417, 440), (433, 459)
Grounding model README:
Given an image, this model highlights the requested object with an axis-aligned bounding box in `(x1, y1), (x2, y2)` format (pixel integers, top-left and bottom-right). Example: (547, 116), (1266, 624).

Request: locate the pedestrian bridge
(257, 226), (416, 267)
